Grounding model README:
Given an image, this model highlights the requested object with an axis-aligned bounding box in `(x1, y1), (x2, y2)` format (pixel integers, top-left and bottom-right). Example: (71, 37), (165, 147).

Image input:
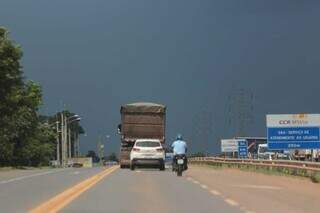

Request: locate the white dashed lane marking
(200, 184), (208, 189)
(210, 190), (221, 196)
(186, 176), (257, 212)
(187, 177), (193, 181)
(0, 170), (65, 185)
(224, 198), (239, 206)
(231, 184), (282, 190)
(192, 180), (200, 184)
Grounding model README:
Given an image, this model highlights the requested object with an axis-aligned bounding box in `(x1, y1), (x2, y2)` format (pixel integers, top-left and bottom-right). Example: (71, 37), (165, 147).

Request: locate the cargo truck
(118, 102), (166, 168)
(292, 149), (312, 161)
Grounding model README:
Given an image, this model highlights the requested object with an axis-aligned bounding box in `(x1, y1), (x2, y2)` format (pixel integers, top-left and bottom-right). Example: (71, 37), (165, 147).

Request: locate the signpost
(238, 140), (248, 158)
(267, 114), (320, 150)
(221, 139), (248, 158)
(221, 139), (238, 153)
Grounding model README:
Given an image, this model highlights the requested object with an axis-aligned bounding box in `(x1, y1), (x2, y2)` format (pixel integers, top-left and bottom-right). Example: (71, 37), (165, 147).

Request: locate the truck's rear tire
(159, 163), (165, 171)
(120, 164), (125, 169)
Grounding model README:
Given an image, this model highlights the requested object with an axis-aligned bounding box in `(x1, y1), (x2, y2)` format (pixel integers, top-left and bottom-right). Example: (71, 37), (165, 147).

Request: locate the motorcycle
(173, 154), (187, 176)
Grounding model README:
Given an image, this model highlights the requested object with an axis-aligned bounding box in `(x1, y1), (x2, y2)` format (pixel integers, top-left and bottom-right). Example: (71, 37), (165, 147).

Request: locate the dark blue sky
(1, 0), (320, 154)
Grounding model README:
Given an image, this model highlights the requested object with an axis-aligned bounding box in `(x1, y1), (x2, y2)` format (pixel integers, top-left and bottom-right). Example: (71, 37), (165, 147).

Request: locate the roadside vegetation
(192, 161), (320, 183)
(0, 27), (84, 167)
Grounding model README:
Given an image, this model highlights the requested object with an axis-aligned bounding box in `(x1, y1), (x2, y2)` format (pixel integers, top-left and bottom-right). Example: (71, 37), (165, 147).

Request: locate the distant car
(130, 139), (165, 171)
(165, 152), (174, 163)
(104, 161), (118, 166)
(49, 160), (59, 167)
(276, 153), (291, 160)
(257, 144), (292, 160)
(72, 163), (83, 168)
(258, 144), (276, 160)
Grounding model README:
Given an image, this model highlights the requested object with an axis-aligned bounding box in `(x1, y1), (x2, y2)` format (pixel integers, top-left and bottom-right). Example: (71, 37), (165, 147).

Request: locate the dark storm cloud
(1, 0), (320, 154)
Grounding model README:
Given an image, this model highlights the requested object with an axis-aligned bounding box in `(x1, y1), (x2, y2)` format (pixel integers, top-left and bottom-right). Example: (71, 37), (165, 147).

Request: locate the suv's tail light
(156, 148), (164, 152)
(132, 148), (140, 152)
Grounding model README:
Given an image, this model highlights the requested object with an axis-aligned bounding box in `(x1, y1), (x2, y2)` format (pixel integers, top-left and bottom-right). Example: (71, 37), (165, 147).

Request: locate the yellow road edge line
(29, 166), (119, 213)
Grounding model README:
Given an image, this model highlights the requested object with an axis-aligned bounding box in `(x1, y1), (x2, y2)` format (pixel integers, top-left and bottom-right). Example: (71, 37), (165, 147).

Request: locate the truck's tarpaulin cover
(121, 102), (166, 114)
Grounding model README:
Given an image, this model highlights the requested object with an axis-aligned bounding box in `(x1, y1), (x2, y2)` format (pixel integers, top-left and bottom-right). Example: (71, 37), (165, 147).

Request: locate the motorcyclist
(171, 134), (188, 171)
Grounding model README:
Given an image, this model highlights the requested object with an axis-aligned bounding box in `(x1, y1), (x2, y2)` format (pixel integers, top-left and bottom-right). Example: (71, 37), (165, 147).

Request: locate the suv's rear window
(135, 141), (161, 147)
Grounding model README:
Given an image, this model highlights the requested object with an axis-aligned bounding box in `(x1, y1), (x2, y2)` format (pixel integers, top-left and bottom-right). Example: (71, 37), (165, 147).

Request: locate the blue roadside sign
(238, 140), (248, 158)
(267, 114), (320, 150)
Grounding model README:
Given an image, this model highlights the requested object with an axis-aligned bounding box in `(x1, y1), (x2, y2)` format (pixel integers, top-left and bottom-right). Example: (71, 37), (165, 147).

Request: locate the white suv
(130, 139), (165, 171)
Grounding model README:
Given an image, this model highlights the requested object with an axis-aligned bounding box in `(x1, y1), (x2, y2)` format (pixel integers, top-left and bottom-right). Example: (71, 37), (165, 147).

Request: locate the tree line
(0, 27), (84, 167)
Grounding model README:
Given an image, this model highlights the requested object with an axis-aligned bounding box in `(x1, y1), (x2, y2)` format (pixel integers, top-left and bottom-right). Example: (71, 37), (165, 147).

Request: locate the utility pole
(105, 135), (110, 155)
(68, 126), (72, 159)
(97, 136), (104, 166)
(77, 132), (80, 157)
(73, 129), (80, 158)
(73, 131), (77, 158)
(63, 113), (68, 167)
(56, 120), (60, 166)
(61, 112), (65, 167)
(60, 111), (81, 166)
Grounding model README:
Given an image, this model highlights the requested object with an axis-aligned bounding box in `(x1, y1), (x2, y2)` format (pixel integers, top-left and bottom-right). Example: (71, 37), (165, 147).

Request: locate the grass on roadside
(310, 173), (320, 183)
(0, 167), (15, 171)
(0, 166), (55, 171)
(191, 161), (320, 183)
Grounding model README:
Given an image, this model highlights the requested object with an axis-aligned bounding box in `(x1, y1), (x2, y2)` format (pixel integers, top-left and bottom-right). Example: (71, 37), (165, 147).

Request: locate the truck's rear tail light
(132, 148), (140, 152)
(156, 148), (164, 152)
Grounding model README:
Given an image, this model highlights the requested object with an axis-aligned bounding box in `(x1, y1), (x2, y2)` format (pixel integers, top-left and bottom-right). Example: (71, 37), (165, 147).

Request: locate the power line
(228, 87), (254, 137)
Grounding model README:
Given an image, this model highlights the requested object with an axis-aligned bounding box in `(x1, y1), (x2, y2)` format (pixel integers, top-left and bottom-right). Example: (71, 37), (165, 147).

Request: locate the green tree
(86, 150), (99, 163)
(16, 122), (56, 166)
(0, 27), (55, 166)
(0, 27), (25, 165)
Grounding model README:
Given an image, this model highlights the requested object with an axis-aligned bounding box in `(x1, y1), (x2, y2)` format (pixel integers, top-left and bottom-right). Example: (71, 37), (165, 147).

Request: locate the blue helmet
(176, 134), (183, 140)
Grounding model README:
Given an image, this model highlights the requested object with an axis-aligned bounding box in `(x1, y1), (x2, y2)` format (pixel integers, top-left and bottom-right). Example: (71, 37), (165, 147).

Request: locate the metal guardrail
(189, 157), (320, 172)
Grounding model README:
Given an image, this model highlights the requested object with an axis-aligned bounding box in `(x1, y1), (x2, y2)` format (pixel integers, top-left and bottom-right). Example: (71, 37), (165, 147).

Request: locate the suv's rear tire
(130, 163), (135, 171)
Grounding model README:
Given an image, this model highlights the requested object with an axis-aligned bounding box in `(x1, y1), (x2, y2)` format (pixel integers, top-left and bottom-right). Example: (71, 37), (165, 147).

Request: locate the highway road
(0, 167), (105, 213)
(0, 165), (320, 213)
(62, 167), (240, 213)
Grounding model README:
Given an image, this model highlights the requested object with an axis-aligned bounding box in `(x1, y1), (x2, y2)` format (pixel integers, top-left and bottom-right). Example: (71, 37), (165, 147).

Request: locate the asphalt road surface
(0, 167), (105, 213)
(186, 165), (320, 213)
(62, 168), (240, 213)
(1, 165), (320, 213)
